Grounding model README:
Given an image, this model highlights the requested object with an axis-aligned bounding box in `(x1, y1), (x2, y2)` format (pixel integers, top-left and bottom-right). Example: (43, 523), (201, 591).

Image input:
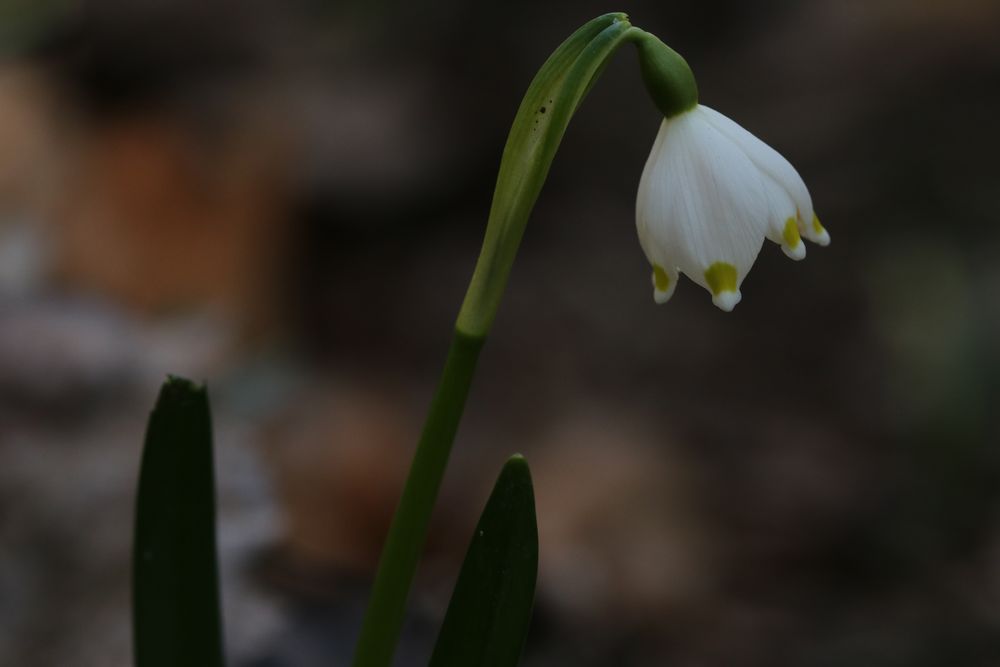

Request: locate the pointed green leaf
(132, 377), (225, 667)
(429, 455), (538, 667)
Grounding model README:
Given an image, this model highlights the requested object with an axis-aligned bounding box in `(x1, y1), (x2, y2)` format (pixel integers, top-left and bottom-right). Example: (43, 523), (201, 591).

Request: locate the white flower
(636, 104), (829, 311)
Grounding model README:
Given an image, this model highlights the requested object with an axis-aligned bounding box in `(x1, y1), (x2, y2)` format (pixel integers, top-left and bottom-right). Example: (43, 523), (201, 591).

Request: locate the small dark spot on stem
(539, 106), (546, 114)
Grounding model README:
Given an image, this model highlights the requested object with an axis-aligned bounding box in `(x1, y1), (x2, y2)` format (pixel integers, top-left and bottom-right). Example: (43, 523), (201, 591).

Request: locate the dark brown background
(1, 1), (999, 665)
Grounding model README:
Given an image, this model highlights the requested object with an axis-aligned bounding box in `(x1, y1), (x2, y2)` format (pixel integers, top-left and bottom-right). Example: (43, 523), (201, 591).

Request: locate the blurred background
(2, 0), (999, 665)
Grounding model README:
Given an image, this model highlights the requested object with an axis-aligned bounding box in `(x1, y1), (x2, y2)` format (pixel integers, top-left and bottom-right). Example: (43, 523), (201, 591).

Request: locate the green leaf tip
(161, 374), (206, 397)
(152, 377), (208, 419)
(163, 373), (204, 389)
(133, 377), (224, 667)
(429, 455), (537, 667)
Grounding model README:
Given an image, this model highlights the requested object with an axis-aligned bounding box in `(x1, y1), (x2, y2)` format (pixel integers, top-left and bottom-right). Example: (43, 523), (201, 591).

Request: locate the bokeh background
(2, 0), (999, 665)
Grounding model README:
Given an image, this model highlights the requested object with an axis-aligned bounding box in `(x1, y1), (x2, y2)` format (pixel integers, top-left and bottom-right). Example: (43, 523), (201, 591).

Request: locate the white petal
(697, 105), (827, 245)
(809, 214), (831, 246)
(635, 118), (677, 269)
(637, 109), (768, 298)
(650, 264), (678, 304)
(712, 289), (742, 312)
(760, 173), (806, 260)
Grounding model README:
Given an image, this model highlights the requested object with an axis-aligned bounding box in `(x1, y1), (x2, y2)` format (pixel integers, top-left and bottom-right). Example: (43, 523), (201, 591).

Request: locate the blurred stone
(0, 299), (138, 418)
(262, 379), (417, 576)
(48, 111), (292, 333)
(531, 406), (714, 625)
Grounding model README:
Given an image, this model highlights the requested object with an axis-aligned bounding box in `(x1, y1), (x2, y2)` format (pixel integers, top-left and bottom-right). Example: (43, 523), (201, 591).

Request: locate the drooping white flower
(636, 104), (829, 311)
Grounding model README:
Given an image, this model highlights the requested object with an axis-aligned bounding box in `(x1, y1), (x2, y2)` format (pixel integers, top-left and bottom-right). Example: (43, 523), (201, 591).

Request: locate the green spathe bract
(456, 12), (634, 337)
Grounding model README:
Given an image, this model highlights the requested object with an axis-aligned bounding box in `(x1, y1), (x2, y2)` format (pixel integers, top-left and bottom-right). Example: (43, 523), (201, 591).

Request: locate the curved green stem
(352, 330), (484, 667)
(351, 13), (697, 667)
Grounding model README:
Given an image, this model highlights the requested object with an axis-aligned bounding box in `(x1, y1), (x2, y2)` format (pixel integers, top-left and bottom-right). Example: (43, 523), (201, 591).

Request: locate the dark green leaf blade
(429, 455), (538, 667)
(132, 377), (225, 667)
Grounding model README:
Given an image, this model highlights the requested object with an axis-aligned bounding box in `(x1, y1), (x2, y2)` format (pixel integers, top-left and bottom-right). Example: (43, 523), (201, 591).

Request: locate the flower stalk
(352, 14), (650, 666)
(351, 12), (816, 666)
(351, 330), (483, 667)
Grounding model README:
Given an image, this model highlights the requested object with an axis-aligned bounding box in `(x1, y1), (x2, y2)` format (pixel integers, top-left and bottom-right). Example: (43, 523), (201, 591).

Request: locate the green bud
(632, 30), (698, 118)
